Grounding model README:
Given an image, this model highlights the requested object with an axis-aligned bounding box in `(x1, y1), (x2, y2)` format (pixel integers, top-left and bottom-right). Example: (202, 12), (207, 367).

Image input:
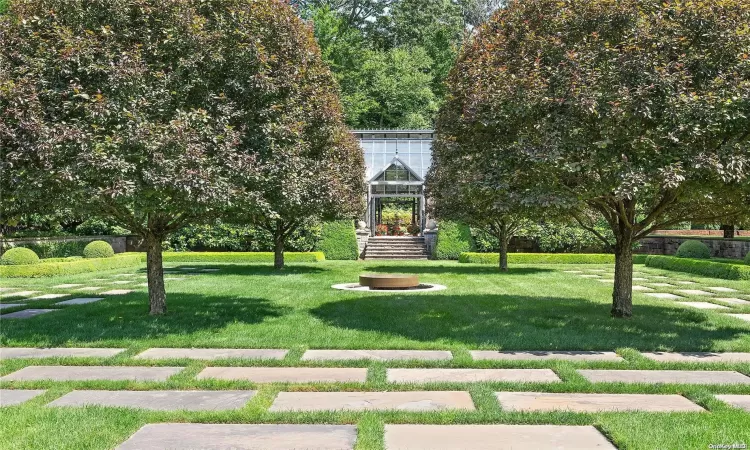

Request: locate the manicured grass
(1, 260), (750, 449)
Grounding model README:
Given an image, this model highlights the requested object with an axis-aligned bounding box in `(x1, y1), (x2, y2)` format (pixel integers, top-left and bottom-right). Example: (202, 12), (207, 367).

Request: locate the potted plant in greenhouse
(376, 224), (388, 236)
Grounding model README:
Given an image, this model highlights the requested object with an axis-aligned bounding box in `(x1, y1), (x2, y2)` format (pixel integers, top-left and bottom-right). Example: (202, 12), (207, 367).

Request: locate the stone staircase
(363, 236), (429, 260)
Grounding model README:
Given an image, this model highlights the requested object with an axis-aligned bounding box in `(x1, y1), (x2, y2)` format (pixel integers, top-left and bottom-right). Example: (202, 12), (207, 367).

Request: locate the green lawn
(1, 260), (750, 449)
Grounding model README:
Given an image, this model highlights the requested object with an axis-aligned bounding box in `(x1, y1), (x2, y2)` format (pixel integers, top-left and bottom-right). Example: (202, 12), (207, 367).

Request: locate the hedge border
(645, 255), (750, 280)
(459, 252), (649, 265)
(0, 253), (142, 278)
(315, 221), (359, 260)
(161, 252), (325, 263)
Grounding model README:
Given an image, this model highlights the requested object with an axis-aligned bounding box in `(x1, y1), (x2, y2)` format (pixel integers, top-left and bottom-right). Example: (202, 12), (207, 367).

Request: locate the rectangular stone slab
(52, 284), (83, 289)
(117, 424), (357, 450)
(715, 395), (750, 412)
(269, 391), (475, 412)
(387, 368), (560, 383)
(727, 314), (750, 323)
(0, 304), (23, 310)
(0, 291), (39, 298)
(302, 350), (452, 361)
(680, 302), (730, 310)
(384, 425), (616, 450)
(471, 351), (622, 362)
(197, 367), (367, 383)
(0, 366), (183, 382)
(0, 348), (125, 359)
(76, 287), (103, 292)
(645, 293), (683, 299)
(49, 390), (257, 411)
(0, 389), (46, 406)
(54, 298), (105, 306)
(578, 369), (750, 385)
(135, 348), (288, 360)
(1, 309), (58, 319)
(632, 285), (654, 291)
(715, 298), (750, 306)
(496, 392), (704, 412)
(28, 294), (68, 300)
(641, 352), (750, 363)
(707, 287), (738, 293)
(677, 290), (715, 296)
(100, 290), (133, 295)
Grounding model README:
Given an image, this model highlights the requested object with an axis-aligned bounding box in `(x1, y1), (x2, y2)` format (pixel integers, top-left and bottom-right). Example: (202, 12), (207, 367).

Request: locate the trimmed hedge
(161, 252), (325, 263)
(316, 220), (359, 260)
(745, 251), (750, 265)
(1, 240), (88, 259)
(0, 247), (40, 265)
(0, 253), (142, 278)
(459, 252), (648, 265)
(645, 255), (750, 280)
(434, 222), (474, 260)
(675, 240), (711, 259)
(83, 240), (115, 258)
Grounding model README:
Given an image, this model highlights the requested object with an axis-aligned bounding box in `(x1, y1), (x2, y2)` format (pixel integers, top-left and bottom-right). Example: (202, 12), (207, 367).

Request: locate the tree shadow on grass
(311, 294), (750, 351)
(361, 265), (554, 276)
(139, 264), (328, 277)
(0, 293), (289, 346)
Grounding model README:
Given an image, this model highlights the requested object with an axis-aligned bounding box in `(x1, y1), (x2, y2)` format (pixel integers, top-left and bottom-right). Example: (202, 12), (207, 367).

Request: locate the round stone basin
(359, 273), (419, 290)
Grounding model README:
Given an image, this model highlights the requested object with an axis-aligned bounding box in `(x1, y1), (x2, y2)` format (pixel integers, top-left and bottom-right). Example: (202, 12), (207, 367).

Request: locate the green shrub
(745, 251), (750, 265)
(434, 222), (474, 260)
(83, 240), (115, 258)
(165, 220), (321, 252)
(316, 220), (359, 260)
(459, 252), (648, 265)
(0, 247), (40, 265)
(675, 240), (711, 259)
(43, 256), (83, 263)
(1, 240), (87, 259)
(472, 221), (614, 253)
(645, 255), (750, 280)
(75, 218), (130, 236)
(0, 253), (141, 278)
(161, 252), (325, 263)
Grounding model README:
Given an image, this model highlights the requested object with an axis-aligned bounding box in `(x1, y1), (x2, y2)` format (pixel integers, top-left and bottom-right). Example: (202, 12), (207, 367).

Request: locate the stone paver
(597, 279), (614, 283)
(0, 291), (39, 298)
(677, 290), (715, 296)
(270, 391), (475, 412)
(495, 392), (703, 412)
(0, 389), (46, 406)
(680, 302), (729, 310)
(707, 287), (738, 293)
(197, 367), (367, 383)
(0, 287), (17, 292)
(563, 270), (582, 273)
(76, 287), (103, 292)
(645, 293), (683, 300)
(715, 395), (750, 412)
(387, 368), (560, 383)
(675, 281), (697, 285)
(0, 309), (58, 319)
(52, 284), (83, 289)
(0, 303), (23, 310)
(715, 298), (750, 306)
(135, 348), (288, 360)
(470, 351), (622, 362)
(55, 298), (105, 306)
(302, 350), (452, 361)
(651, 276), (670, 279)
(114, 274), (137, 278)
(633, 285), (654, 291)
(164, 277), (186, 281)
(632, 277), (649, 281)
(641, 352), (750, 363)
(100, 289), (133, 295)
(0, 366), (183, 382)
(579, 275), (600, 278)
(28, 294), (68, 300)
(49, 390), (257, 411)
(117, 424), (357, 450)
(578, 369), (750, 385)
(110, 281), (133, 285)
(649, 283), (674, 287)
(0, 347), (125, 359)
(384, 425), (616, 450)
(726, 314), (750, 323)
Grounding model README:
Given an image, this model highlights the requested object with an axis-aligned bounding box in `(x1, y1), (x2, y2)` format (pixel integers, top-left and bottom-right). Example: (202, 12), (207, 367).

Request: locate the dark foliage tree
(439, 0), (750, 316)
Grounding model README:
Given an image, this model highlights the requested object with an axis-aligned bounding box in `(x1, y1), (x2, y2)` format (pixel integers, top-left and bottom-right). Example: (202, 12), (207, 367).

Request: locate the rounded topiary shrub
(0, 247), (40, 265)
(675, 240), (711, 259)
(83, 240), (115, 259)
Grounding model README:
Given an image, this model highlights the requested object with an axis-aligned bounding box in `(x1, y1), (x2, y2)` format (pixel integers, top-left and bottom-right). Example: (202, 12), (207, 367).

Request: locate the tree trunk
(146, 238), (166, 315)
(721, 224), (734, 239)
(611, 234), (633, 318)
(499, 237), (509, 272)
(274, 235), (285, 270)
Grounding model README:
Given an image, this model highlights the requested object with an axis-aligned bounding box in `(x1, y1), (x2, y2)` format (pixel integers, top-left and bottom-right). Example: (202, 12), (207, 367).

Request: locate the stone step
(49, 390), (257, 411)
(301, 350), (452, 361)
(0, 366), (183, 382)
(0, 348), (126, 359)
(365, 247), (429, 252)
(364, 254), (429, 259)
(641, 352), (750, 363)
(384, 425), (616, 450)
(387, 368), (561, 383)
(134, 348), (288, 360)
(196, 367), (368, 383)
(269, 391), (475, 412)
(0, 389), (46, 406)
(471, 351), (622, 362)
(577, 369), (750, 385)
(496, 392), (704, 412)
(117, 424), (357, 450)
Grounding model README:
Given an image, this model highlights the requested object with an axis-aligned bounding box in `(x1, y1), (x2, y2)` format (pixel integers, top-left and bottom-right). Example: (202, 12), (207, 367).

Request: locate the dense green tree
(439, 0), (750, 317)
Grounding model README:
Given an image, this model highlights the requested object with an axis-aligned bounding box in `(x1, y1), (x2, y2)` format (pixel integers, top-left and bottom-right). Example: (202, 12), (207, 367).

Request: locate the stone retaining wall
(636, 236), (750, 259)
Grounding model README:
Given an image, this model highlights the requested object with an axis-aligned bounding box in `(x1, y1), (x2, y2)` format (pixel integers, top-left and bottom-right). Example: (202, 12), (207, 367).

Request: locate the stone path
(649, 283), (674, 287)
(633, 286), (654, 291)
(578, 369), (750, 385)
(715, 395), (750, 412)
(76, 287), (103, 292)
(52, 284), (83, 289)
(269, 391), (475, 412)
(49, 390), (257, 411)
(0, 309), (58, 319)
(681, 302), (730, 310)
(387, 368), (560, 383)
(197, 367), (367, 383)
(645, 293), (683, 299)
(100, 289), (133, 295)
(715, 298), (750, 306)
(0, 290), (39, 297)
(0, 389), (46, 406)
(677, 290), (714, 296)
(55, 297), (105, 306)
(727, 314), (750, 323)
(384, 425), (616, 450)
(28, 294), (68, 300)
(0, 366), (183, 382)
(110, 281), (133, 285)
(301, 349), (452, 361)
(135, 348), (288, 360)
(470, 350), (622, 362)
(641, 352), (750, 363)
(0, 348), (125, 359)
(117, 424), (357, 450)
(707, 287), (738, 293)
(0, 303), (23, 310)
(495, 392), (703, 412)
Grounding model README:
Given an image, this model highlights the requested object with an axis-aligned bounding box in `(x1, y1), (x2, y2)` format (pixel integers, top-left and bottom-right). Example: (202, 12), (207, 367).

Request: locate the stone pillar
(423, 219), (438, 258)
(355, 222), (370, 259)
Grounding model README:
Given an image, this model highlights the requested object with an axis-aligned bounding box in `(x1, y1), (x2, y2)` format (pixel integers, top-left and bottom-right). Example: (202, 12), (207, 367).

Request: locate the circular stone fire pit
(332, 274), (447, 293)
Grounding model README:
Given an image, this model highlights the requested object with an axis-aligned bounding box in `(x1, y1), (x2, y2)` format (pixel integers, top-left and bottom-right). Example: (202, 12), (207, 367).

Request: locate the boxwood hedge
(315, 220), (359, 260)
(645, 255), (750, 280)
(458, 252), (642, 265)
(434, 222), (474, 260)
(0, 253), (142, 278)
(162, 252), (325, 263)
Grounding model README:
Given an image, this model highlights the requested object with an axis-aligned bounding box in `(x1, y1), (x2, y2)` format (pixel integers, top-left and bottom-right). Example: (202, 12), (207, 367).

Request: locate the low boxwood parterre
(459, 252), (649, 265)
(161, 251), (325, 263)
(0, 253), (142, 278)
(645, 255), (750, 280)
